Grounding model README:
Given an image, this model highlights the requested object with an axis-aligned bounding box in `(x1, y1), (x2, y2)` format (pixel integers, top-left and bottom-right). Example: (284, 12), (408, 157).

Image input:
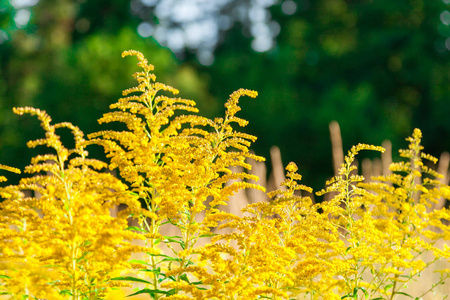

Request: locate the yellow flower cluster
(87, 50), (265, 298)
(187, 133), (449, 299)
(1, 51), (449, 300)
(187, 162), (340, 299)
(315, 131), (450, 299)
(0, 108), (142, 299)
(0, 164), (20, 183)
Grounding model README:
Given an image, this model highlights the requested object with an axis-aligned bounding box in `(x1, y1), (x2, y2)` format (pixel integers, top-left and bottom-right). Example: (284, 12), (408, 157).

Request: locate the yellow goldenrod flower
(0, 108), (143, 299)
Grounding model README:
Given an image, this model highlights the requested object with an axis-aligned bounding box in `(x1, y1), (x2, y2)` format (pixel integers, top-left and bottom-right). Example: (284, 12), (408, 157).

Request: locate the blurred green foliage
(0, 0), (216, 184)
(207, 0), (450, 189)
(1, 0), (450, 192)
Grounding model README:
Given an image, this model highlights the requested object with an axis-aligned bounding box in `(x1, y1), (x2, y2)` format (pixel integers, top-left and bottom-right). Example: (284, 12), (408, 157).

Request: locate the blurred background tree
(1, 0), (449, 192)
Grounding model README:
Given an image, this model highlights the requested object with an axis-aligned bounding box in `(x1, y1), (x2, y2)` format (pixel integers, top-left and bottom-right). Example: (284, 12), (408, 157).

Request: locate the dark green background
(1, 0), (449, 193)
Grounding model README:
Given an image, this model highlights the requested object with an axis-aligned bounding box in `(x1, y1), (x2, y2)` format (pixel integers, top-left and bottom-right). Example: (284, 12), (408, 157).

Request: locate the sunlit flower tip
(286, 162), (298, 172)
(412, 128), (422, 139)
(420, 152), (438, 164)
(0, 164), (21, 174)
(350, 143), (385, 155)
(121, 49), (143, 60)
(246, 89), (258, 98)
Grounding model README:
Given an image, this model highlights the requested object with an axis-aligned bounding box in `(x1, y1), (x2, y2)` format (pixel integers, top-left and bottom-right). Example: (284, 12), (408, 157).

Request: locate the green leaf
(112, 276), (152, 285)
(384, 284), (393, 292)
(341, 287), (368, 299)
(76, 251), (91, 263)
(167, 288), (177, 296)
(199, 233), (217, 238)
(163, 235), (182, 240)
(146, 253), (180, 264)
(127, 288), (170, 297)
(161, 219), (174, 226)
(179, 273), (190, 283)
(129, 259), (151, 266)
(354, 287), (367, 296)
(60, 290), (73, 296)
(164, 236), (183, 245)
(393, 292), (414, 298)
(161, 257), (183, 263)
(126, 226), (145, 232)
(81, 240), (92, 247)
(142, 269), (162, 276)
(146, 253), (172, 258)
(185, 260), (195, 267)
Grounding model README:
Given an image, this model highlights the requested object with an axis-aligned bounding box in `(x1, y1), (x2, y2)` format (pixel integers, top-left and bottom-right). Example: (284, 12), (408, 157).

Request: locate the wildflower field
(0, 51), (449, 300)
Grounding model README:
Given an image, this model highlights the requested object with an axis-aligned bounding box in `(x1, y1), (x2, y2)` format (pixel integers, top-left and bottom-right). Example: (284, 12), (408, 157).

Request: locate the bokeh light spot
(137, 22), (154, 38)
(197, 50), (214, 66)
(166, 28), (185, 52)
(269, 21), (281, 37)
(281, 0), (297, 15)
(445, 36), (450, 50)
(14, 9), (31, 28)
(218, 15), (232, 30)
(10, 0), (38, 9)
(0, 30), (9, 44)
(252, 36), (273, 52)
(142, 0), (158, 6)
(249, 6), (268, 23)
(440, 10), (450, 25)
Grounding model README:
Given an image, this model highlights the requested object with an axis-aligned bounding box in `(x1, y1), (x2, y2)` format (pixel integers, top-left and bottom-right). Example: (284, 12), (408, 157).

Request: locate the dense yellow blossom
(189, 162), (340, 299)
(88, 50), (265, 298)
(1, 50), (449, 300)
(0, 164), (20, 183)
(191, 132), (450, 299)
(318, 129), (450, 299)
(0, 108), (142, 299)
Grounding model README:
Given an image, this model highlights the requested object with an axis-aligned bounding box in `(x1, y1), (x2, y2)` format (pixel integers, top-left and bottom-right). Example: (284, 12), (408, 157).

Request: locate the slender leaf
(126, 226), (146, 232)
(393, 291), (414, 298)
(129, 259), (151, 266)
(127, 288), (170, 297)
(112, 276), (152, 285)
(179, 273), (190, 283)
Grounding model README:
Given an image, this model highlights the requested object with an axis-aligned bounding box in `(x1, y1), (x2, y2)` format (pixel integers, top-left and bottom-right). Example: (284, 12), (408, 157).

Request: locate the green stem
(58, 153), (79, 300)
(149, 201), (161, 300)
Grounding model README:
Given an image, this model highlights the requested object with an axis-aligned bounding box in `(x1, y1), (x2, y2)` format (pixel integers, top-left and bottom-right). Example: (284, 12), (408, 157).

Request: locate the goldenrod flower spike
(3, 50), (448, 300)
(0, 164), (20, 174)
(0, 164), (20, 183)
(314, 130), (450, 299)
(192, 162), (339, 299)
(0, 108), (142, 298)
(87, 50), (266, 298)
